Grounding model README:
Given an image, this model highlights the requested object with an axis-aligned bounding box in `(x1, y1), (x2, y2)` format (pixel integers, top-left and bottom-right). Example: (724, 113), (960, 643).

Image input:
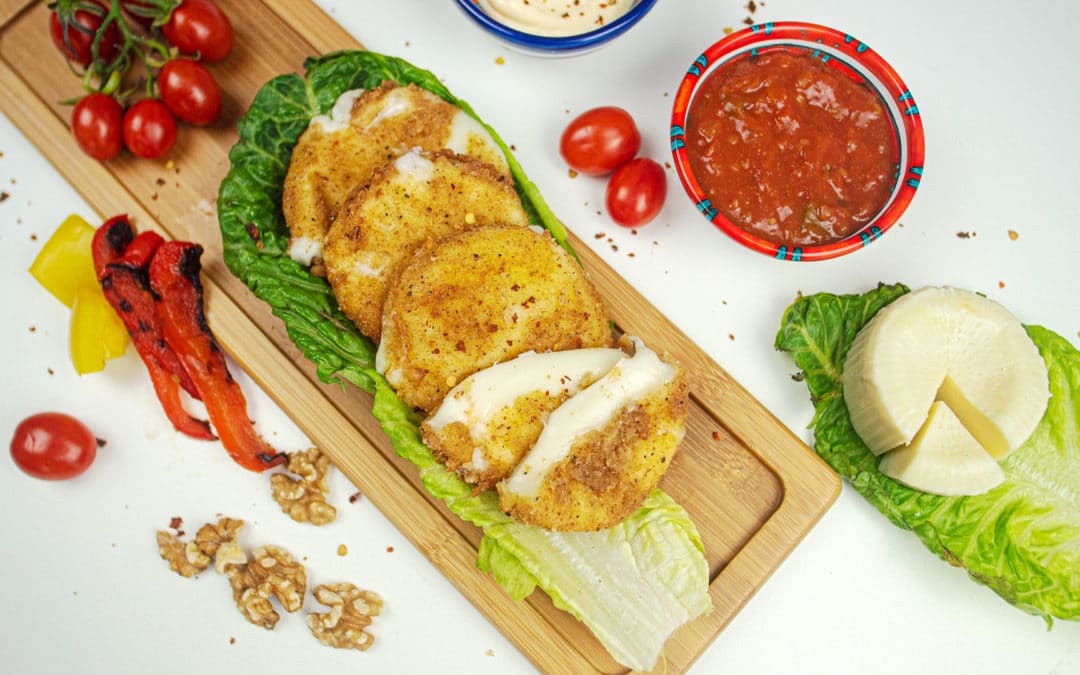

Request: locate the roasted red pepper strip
(93, 216), (201, 399)
(148, 240), (286, 472)
(91, 216), (214, 440)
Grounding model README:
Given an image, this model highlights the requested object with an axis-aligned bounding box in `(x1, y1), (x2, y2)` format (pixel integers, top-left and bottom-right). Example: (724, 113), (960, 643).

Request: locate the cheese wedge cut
(842, 286), (1049, 462)
(878, 400), (1006, 495)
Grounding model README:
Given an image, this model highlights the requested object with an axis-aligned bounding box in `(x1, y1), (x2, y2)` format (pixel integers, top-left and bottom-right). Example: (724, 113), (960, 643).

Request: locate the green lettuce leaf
(218, 50), (710, 670)
(775, 284), (1080, 624)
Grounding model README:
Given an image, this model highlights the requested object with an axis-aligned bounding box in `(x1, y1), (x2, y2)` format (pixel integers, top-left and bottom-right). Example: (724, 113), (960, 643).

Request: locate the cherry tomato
(70, 93), (124, 161)
(10, 412), (98, 480)
(559, 106), (641, 176)
(605, 158), (667, 227)
(48, 1), (121, 67)
(122, 99), (177, 159)
(157, 59), (222, 126)
(162, 0), (234, 63)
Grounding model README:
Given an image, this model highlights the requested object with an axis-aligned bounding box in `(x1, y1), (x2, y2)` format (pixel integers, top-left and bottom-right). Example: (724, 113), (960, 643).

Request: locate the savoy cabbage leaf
(776, 284), (1080, 624)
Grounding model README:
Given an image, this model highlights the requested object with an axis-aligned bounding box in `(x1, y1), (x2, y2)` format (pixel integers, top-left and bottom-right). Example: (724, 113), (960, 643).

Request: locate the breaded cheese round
(421, 347), (625, 491)
(497, 341), (690, 532)
(282, 81), (509, 266)
(324, 149), (529, 341)
(377, 224), (613, 413)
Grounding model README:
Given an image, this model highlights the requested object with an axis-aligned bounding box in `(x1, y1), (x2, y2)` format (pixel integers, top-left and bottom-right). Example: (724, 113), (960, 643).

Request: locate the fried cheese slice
(498, 338), (689, 532)
(282, 82), (508, 266)
(422, 347), (626, 490)
(324, 149), (528, 341)
(376, 224), (613, 413)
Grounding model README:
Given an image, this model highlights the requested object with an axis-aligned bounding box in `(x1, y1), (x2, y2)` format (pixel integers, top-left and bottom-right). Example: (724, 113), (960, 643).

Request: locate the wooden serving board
(0, 1), (840, 672)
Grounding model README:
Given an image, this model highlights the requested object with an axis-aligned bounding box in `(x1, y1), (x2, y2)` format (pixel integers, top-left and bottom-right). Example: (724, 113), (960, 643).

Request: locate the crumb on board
(1008, 229), (1019, 240)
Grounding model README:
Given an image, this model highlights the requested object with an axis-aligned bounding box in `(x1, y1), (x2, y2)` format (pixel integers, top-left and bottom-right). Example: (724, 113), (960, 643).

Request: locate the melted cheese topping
(426, 347), (625, 439)
(288, 235), (323, 266)
(393, 148), (436, 182)
(445, 111), (506, 170)
(309, 89), (364, 133)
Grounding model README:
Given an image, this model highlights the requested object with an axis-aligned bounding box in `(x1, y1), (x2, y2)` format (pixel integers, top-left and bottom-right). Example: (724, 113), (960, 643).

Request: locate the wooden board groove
(0, 1), (840, 672)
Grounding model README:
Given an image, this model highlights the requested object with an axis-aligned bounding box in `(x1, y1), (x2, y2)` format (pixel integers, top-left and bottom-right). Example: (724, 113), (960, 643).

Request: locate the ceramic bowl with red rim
(670, 22), (925, 261)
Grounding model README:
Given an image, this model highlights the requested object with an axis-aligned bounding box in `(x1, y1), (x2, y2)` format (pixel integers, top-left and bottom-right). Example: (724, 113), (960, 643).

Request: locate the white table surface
(2, 1), (1078, 673)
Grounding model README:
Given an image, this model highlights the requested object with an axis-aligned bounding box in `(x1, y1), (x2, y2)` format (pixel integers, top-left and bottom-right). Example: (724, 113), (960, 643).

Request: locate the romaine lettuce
(776, 284), (1079, 624)
(218, 50), (710, 670)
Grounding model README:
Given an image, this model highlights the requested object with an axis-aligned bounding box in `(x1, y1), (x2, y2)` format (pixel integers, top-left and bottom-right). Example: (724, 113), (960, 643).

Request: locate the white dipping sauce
(477, 0), (634, 37)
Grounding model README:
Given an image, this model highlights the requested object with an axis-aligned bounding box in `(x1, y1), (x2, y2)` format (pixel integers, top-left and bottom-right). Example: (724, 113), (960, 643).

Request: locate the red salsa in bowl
(671, 22), (925, 260)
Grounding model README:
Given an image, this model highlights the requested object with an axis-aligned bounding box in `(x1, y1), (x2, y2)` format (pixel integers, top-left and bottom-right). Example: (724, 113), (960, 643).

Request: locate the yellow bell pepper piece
(70, 284), (130, 375)
(30, 214), (131, 374)
(28, 214), (98, 309)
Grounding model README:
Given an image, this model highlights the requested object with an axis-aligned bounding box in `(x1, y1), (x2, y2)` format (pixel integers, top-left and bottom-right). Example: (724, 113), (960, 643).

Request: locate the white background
(2, 0), (1078, 673)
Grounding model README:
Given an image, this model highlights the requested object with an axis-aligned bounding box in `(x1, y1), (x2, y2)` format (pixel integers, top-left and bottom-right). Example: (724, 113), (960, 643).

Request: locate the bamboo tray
(0, 1), (840, 672)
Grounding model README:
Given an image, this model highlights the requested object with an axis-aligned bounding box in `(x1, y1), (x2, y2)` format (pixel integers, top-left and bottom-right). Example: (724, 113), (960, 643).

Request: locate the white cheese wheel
(842, 286), (1048, 461)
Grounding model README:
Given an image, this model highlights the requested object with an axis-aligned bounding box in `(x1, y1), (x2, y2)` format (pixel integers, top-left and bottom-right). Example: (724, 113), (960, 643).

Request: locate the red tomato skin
(158, 59), (222, 126)
(10, 412), (97, 480)
(71, 93), (124, 161)
(48, 2), (121, 67)
(123, 99), (178, 159)
(559, 106), (641, 176)
(605, 158), (668, 227)
(162, 0), (234, 63)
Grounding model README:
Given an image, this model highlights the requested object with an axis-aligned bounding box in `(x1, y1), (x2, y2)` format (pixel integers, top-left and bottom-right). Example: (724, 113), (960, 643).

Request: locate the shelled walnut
(194, 517), (244, 557)
(306, 583), (383, 651)
(270, 448), (337, 526)
(156, 530), (211, 578)
(223, 545), (307, 630)
(157, 517), (246, 578)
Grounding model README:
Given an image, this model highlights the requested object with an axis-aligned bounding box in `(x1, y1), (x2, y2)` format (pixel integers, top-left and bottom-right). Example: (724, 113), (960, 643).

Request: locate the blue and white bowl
(452, 0), (658, 57)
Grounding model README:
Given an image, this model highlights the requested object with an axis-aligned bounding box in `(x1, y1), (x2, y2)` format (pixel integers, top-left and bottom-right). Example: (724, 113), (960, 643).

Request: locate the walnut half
(194, 517), (244, 558)
(306, 583), (383, 651)
(224, 545), (307, 630)
(270, 448), (337, 526)
(156, 530), (211, 578)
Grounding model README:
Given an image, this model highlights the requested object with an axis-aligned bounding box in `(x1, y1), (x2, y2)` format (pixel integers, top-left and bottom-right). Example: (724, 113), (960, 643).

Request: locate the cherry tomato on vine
(70, 93), (124, 161)
(158, 58), (222, 126)
(10, 412), (98, 480)
(122, 99), (177, 159)
(605, 158), (667, 227)
(48, 1), (121, 67)
(162, 0), (234, 63)
(559, 106), (641, 176)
